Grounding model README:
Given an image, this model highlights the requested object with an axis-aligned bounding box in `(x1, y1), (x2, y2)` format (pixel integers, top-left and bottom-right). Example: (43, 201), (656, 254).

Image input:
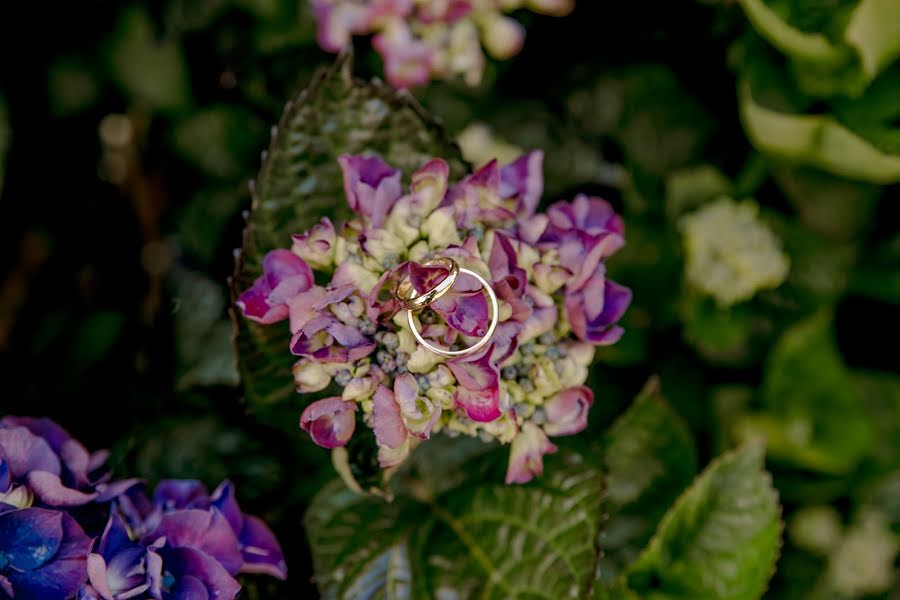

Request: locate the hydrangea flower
(239, 150), (630, 484)
(0, 506), (92, 600)
(311, 0), (574, 87)
(0, 416), (121, 508)
(0, 416), (286, 600)
(678, 197), (790, 306)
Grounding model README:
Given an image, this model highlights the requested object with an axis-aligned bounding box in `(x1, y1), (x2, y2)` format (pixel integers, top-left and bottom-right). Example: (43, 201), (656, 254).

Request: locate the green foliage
(734, 0), (900, 182)
(231, 50), (466, 427)
(306, 385), (783, 599)
(737, 312), (872, 474)
(107, 5), (192, 112)
(599, 379), (698, 583)
(306, 450), (604, 599)
(625, 444), (782, 600)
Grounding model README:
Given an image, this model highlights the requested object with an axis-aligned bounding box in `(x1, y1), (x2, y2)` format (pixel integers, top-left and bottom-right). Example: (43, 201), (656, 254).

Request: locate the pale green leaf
(739, 81), (900, 183)
(737, 0), (848, 66)
(844, 0), (900, 80)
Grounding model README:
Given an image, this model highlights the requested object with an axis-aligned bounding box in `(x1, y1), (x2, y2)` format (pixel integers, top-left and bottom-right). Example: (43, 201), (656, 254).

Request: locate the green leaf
(304, 480), (421, 600)
(679, 293), (761, 366)
(737, 0), (849, 66)
(305, 450), (605, 599)
(739, 81), (900, 183)
(844, 0), (900, 81)
(231, 51), (466, 425)
(772, 166), (879, 241)
(107, 5), (191, 111)
(173, 268), (239, 389)
(171, 105), (266, 179)
(625, 443), (782, 600)
(598, 378), (698, 584)
(664, 165), (733, 221)
(736, 312), (872, 474)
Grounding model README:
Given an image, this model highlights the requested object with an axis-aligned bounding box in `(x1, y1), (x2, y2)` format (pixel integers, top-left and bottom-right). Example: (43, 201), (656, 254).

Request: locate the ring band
(398, 258), (499, 358)
(395, 257), (460, 311)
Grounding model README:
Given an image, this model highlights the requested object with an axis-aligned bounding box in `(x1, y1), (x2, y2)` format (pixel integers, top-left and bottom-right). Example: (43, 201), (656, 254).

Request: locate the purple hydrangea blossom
(237, 249), (314, 325)
(0, 506), (91, 600)
(0, 417), (113, 508)
(310, 1), (573, 88)
(0, 416), (286, 600)
(81, 515), (163, 600)
(238, 150), (630, 485)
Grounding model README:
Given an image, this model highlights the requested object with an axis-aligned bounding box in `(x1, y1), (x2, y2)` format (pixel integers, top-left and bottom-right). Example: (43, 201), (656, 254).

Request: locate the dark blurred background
(0, 1), (897, 597)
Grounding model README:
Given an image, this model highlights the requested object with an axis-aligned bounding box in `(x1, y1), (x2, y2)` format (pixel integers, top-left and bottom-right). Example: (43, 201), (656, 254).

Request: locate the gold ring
(395, 257), (460, 310)
(398, 259), (499, 358)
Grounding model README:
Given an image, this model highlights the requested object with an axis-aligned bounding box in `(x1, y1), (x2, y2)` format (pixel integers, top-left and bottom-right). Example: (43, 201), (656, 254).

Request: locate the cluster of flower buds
(311, 0), (575, 87)
(679, 197), (790, 306)
(239, 150), (630, 484)
(0, 416), (285, 600)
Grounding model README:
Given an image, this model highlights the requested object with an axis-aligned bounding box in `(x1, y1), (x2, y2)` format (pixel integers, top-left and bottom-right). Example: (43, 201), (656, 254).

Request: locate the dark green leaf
(231, 51), (466, 425)
(737, 312), (872, 473)
(625, 443), (782, 600)
(305, 450), (605, 599)
(598, 378), (697, 584)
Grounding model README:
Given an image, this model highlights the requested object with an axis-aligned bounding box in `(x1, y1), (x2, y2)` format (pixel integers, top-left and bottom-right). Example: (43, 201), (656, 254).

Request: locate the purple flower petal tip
(300, 397), (358, 449)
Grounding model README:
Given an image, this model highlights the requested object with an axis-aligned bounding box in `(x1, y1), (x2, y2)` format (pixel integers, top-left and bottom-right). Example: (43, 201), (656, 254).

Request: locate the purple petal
(408, 260), (451, 295)
(291, 217), (336, 267)
(144, 509), (243, 576)
(0, 507), (63, 570)
(454, 386), (502, 423)
(94, 478), (142, 503)
(0, 576), (12, 597)
(372, 385), (408, 449)
(7, 511), (91, 600)
(158, 547), (239, 600)
(488, 232), (527, 291)
(238, 250), (313, 325)
(373, 29), (434, 89)
(27, 471), (97, 507)
(237, 515), (287, 580)
(430, 273), (490, 338)
(0, 448), (9, 493)
(366, 263), (409, 323)
(410, 159), (449, 205)
(311, 0), (371, 52)
(565, 275), (631, 346)
(299, 398), (357, 449)
(86, 554), (115, 600)
(169, 575), (209, 600)
(447, 351), (499, 393)
(338, 154), (403, 227)
(499, 151), (544, 217)
(153, 480), (210, 512)
(505, 423), (558, 484)
(209, 482), (243, 537)
(543, 386), (594, 437)
(0, 417), (72, 455)
(0, 426), (61, 479)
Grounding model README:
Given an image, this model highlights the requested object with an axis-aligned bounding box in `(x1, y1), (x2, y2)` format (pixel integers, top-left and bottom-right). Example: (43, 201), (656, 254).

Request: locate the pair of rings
(395, 257), (499, 357)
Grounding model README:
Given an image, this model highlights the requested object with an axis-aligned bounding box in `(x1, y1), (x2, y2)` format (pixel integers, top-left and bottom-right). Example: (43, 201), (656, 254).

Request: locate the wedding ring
(396, 257), (499, 358)
(395, 257), (460, 310)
